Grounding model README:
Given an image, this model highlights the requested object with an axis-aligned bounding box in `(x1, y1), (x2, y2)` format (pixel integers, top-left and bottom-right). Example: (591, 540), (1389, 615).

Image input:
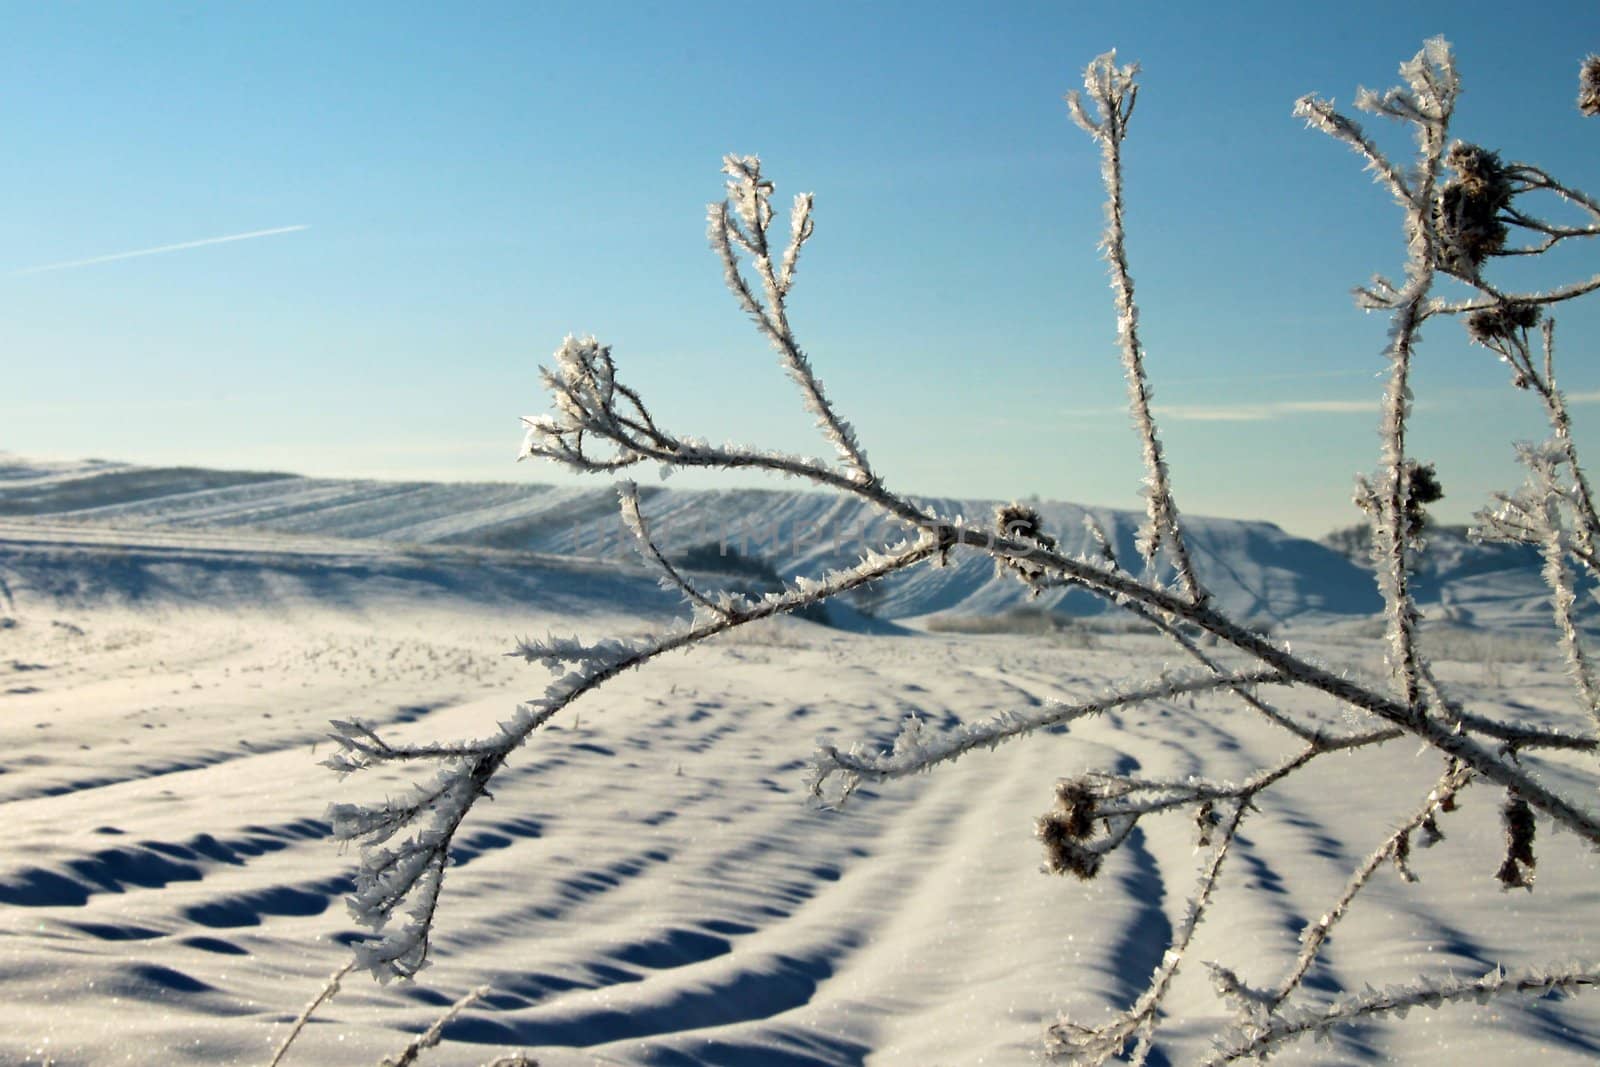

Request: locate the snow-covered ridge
(0, 453), (1390, 624)
(4, 453), (1562, 628)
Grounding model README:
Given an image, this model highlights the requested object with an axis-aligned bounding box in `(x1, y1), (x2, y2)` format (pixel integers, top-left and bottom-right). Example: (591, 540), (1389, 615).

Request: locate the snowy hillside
(1324, 523), (1584, 632)
(0, 453), (1382, 627)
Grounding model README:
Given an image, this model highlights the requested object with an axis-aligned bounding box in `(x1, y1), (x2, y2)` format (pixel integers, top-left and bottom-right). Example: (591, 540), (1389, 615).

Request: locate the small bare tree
(284, 40), (1600, 1066)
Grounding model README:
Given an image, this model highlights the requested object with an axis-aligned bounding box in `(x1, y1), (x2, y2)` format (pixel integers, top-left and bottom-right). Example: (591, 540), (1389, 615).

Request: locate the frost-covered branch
(1535, 463), (1600, 721)
(1045, 800), (1250, 1063)
(1292, 98), (1413, 205)
(1124, 596), (1329, 742)
(616, 480), (734, 619)
(380, 983), (490, 1067)
(1068, 53), (1205, 603)
(809, 669), (1286, 802)
(1455, 710), (1600, 753)
(1303, 39), (1459, 715)
(268, 960), (355, 1067)
(322, 719), (497, 774)
(328, 536), (941, 979)
(709, 154), (871, 480)
(1266, 762), (1472, 1011)
(1207, 960), (1600, 1065)
(1469, 322), (1600, 732)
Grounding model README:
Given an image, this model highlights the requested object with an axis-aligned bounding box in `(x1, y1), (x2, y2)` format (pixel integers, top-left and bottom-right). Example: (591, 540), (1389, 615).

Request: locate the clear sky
(3, 1), (1597, 537)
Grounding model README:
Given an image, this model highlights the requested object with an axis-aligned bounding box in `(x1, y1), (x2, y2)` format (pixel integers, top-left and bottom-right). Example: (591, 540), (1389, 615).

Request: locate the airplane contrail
(10, 224), (310, 276)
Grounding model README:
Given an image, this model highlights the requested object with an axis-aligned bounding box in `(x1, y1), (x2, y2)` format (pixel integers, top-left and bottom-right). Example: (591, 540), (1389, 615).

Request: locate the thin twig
(267, 960), (355, 1067)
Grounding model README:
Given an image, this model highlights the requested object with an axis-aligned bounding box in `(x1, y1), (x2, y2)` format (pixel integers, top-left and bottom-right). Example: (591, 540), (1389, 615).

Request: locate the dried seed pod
(995, 503), (1059, 590)
(1393, 829), (1418, 883)
(1055, 780), (1098, 839)
(1037, 813), (1103, 880)
(1465, 302), (1541, 345)
(1496, 792), (1537, 890)
(1435, 142), (1512, 276)
(1403, 461), (1444, 539)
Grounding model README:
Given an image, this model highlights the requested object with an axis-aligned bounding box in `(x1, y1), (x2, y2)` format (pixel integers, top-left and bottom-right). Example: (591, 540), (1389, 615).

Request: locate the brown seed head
(1466, 302), (1541, 345)
(1037, 813), (1103, 879)
(1403, 461), (1444, 539)
(1055, 780), (1098, 839)
(996, 503), (1059, 589)
(1496, 792), (1537, 890)
(1435, 143), (1513, 275)
(1580, 54), (1600, 117)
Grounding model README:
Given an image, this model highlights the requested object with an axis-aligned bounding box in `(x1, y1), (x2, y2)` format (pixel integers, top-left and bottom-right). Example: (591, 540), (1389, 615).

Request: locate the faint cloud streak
(10, 225), (310, 276)
(1063, 398), (1378, 422)
(1157, 399), (1378, 422)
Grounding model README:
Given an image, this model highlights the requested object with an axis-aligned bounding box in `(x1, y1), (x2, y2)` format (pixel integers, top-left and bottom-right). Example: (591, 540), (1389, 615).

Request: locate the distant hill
(3, 452), (1561, 630)
(1323, 522), (1575, 631)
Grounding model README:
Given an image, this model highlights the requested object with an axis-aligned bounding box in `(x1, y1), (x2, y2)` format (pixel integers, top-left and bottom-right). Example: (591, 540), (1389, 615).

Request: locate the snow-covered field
(2, 457), (1598, 1065)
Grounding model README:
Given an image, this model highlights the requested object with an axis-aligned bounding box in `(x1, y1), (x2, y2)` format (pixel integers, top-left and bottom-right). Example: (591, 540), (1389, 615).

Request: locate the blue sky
(2, 1), (1597, 536)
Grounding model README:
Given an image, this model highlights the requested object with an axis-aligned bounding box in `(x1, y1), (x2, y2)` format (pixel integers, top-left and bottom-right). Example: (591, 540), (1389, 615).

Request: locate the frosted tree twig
(1467, 321), (1600, 734)
(1044, 800), (1249, 1063)
(709, 155), (871, 480)
(267, 960), (355, 1067)
(1534, 462), (1600, 721)
(328, 536), (942, 979)
(1532, 323), (1600, 574)
(380, 984), (491, 1067)
(1292, 97), (1413, 204)
(1077, 517), (1324, 742)
(1122, 597), (1327, 742)
(1302, 39), (1458, 714)
(616, 480), (732, 619)
(1067, 52), (1205, 603)
(809, 669), (1286, 801)
(1206, 960), (1600, 1065)
(510, 316), (1599, 838)
(1266, 762), (1472, 1010)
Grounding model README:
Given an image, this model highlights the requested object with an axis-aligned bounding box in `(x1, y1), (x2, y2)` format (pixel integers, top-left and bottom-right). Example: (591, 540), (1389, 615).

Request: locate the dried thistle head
(1037, 778), (1107, 879)
(1194, 800), (1219, 848)
(1353, 474), (1377, 516)
(1435, 142), (1512, 276)
(1410, 463), (1443, 506)
(1466, 302), (1541, 346)
(1580, 54), (1600, 117)
(1496, 792), (1537, 890)
(997, 503), (1055, 546)
(1055, 780), (1098, 839)
(1445, 142), (1504, 184)
(1404, 461), (1444, 539)
(995, 503), (1059, 590)
(1037, 813), (1104, 880)
(1393, 829), (1418, 882)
